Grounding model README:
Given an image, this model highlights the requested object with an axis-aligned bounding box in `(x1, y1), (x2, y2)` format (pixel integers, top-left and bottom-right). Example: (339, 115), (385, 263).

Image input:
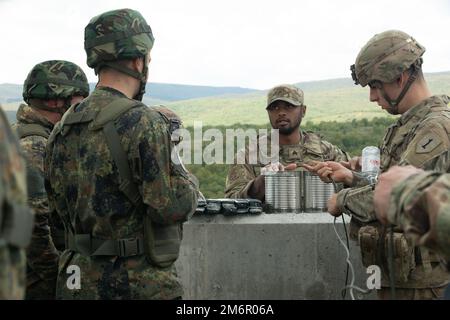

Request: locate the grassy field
(167, 72), (450, 126)
(3, 71), (449, 127)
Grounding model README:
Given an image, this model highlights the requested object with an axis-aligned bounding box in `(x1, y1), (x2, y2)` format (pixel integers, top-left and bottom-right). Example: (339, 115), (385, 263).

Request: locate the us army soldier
(0, 106), (33, 299)
(44, 8), (198, 300)
(13, 60), (89, 299)
(312, 30), (450, 299)
(225, 84), (350, 201)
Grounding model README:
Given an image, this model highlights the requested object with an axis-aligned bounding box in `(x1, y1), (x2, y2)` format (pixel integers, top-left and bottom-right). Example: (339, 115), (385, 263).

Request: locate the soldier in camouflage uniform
(44, 8), (198, 300)
(225, 84), (350, 201)
(0, 106), (34, 299)
(311, 30), (450, 299)
(374, 165), (450, 299)
(13, 60), (90, 300)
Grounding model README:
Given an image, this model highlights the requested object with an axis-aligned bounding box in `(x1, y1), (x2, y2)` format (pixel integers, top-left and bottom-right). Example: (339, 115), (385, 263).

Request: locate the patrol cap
(266, 84), (304, 109)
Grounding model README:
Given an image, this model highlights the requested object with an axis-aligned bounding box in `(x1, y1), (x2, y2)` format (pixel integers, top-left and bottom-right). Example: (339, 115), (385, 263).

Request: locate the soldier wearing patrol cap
(310, 30), (450, 299)
(44, 8), (198, 300)
(224, 84), (350, 201)
(13, 60), (89, 300)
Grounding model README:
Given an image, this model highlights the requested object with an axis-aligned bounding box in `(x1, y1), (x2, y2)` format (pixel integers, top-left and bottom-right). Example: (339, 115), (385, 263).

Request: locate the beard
(272, 117), (301, 135)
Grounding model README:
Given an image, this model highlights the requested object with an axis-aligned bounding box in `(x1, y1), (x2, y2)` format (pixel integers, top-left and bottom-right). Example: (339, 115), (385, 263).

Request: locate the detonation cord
(331, 178), (371, 300)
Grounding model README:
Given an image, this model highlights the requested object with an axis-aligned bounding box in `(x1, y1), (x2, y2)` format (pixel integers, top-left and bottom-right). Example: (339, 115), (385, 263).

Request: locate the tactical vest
(14, 122), (68, 253)
(359, 102), (450, 288)
(51, 98), (182, 268)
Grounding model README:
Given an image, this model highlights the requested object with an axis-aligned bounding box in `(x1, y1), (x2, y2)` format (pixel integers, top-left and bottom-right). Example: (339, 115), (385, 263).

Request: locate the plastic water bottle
(362, 146), (380, 183)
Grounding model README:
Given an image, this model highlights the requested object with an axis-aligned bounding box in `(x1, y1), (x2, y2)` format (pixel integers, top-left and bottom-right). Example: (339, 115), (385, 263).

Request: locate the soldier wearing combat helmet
(308, 30), (450, 299)
(13, 60), (89, 300)
(44, 8), (198, 300)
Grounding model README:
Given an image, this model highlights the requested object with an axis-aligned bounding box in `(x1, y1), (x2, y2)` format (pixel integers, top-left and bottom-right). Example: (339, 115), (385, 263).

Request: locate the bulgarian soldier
(309, 30), (450, 299)
(13, 60), (89, 299)
(0, 106), (34, 299)
(224, 84), (350, 201)
(44, 8), (198, 300)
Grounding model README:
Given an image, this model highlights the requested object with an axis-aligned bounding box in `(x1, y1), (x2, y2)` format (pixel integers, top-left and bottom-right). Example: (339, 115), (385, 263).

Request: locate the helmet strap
(96, 60), (147, 101)
(380, 68), (419, 115)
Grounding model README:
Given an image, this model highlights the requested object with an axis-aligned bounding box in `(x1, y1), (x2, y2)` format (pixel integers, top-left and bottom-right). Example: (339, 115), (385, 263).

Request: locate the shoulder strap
(58, 98), (143, 205)
(97, 98), (143, 205)
(89, 98), (143, 130)
(103, 121), (141, 205)
(15, 123), (50, 139)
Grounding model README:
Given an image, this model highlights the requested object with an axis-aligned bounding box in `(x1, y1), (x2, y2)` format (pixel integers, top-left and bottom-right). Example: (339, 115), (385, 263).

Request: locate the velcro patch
(415, 132), (442, 154)
(288, 148), (302, 160)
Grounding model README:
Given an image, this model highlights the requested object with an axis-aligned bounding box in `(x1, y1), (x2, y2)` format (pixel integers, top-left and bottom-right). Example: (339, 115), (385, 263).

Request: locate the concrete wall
(176, 212), (377, 300)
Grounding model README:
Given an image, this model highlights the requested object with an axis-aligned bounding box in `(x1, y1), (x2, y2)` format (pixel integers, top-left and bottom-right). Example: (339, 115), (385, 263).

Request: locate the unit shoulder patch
(415, 132), (442, 154)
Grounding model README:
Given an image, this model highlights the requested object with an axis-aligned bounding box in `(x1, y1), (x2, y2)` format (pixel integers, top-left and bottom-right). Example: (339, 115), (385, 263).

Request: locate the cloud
(1, 0), (449, 89)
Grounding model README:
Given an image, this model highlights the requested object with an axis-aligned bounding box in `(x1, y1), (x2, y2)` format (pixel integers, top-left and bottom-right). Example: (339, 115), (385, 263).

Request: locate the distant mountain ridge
(2, 71), (450, 126)
(0, 82), (258, 105)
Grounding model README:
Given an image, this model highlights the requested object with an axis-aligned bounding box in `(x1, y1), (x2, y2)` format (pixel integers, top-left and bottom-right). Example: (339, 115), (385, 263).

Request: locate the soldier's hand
(303, 161), (353, 185)
(282, 163), (297, 171)
(340, 156), (362, 171)
(261, 162), (297, 174)
(374, 165), (424, 225)
(252, 162), (297, 201)
(327, 193), (342, 217)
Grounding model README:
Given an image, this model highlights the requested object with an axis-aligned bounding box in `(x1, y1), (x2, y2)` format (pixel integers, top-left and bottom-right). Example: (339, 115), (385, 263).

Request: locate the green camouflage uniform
(0, 106), (33, 300)
(340, 30), (450, 298)
(14, 60), (89, 300)
(225, 85), (350, 199)
(387, 170), (450, 299)
(44, 9), (198, 300)
(388, 171), (450, 263)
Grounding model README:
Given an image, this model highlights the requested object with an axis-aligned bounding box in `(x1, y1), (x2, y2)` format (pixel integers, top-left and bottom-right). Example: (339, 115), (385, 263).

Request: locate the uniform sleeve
(320, 140), (351, 162)
(336, 184), (377, 223)
(340, 118), (450, 225)
(400, 119), (450, 171)
(130, 111), (199, 225)
(224, 146), (258, 199)
(20, 136), (59, 282)
(388, 172), (450, 261)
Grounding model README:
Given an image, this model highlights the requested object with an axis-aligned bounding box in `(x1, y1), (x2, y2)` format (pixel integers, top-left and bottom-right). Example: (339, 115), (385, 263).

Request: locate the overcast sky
(1, 0), (449, 89)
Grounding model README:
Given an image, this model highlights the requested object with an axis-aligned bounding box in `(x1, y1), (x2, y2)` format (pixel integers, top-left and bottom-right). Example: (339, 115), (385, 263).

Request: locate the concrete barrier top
(188, 212), (351, 225)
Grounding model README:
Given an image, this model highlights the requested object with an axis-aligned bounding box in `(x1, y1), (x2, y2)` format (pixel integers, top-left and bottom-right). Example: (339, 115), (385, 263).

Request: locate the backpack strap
(58, 98), (143, 205)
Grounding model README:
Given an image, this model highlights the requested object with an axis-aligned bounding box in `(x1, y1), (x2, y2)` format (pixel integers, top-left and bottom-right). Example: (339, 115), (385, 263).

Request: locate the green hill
(3, 71), (449, 126)
(167, 72), (450, 127)
(0, 82), (257, 105)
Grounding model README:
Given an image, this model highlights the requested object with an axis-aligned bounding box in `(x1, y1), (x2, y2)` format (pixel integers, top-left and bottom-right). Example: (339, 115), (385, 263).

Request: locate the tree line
(185, 117), (395, 198)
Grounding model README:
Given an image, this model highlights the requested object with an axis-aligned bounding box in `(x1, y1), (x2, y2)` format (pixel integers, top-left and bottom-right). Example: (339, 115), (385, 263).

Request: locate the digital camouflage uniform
(0, 106), (33, 300)
(388, 171), (450, 263)
(388, 171), (450, 299)
(44, 9), (198, 300)
(14, 60), (90, 300)
(225, 85), (350, 199)
(338, 30), (450, 299)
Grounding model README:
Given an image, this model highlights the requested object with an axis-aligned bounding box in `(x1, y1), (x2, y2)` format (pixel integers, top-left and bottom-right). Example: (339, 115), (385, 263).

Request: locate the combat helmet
(84, 8), (155, 101)
(350, 30), (425, 114)
(23, 60), (89, 112)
